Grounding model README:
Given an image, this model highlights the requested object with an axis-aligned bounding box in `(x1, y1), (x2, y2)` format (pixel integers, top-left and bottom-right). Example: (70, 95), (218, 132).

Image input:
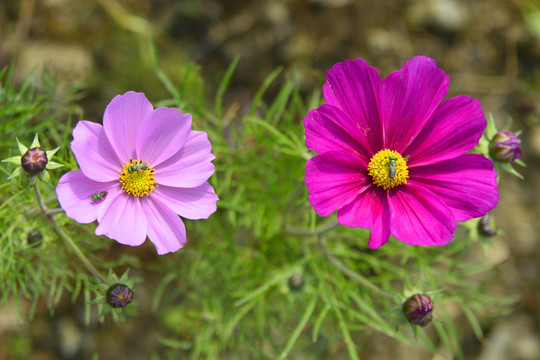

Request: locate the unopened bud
(106, 283), (134, 308)
(478, 214), (497, 237)
(288, 272), (304, 291)
(21, 147), (48, 174)
(27, 230), (43, 247)
(489, 131), (521, 163)
(402, 294), (433, 327)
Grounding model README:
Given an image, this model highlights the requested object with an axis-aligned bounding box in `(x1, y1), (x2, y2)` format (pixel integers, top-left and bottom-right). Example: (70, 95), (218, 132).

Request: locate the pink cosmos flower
(304, 56), (498, 248)
(56, 91), (218, 254)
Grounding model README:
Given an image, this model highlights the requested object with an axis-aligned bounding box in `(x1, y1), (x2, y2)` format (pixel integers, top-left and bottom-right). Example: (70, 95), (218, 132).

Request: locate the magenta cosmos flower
(56, 91), (218, 254)
(304, 56), (498, 248)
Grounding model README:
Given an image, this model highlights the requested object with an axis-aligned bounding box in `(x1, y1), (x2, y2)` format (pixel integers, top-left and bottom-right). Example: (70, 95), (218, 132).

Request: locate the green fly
(388, 156), (397, 178)
(91, 191), (108, 203)
(128, 162), (149, 173)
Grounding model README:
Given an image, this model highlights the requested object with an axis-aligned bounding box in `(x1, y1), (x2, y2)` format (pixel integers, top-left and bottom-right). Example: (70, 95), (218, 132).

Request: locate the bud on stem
(402, 294), (433, 326)
(489, 131), (521, 163)
(21, 147), (48, 174)
(106, 283), (134, 308)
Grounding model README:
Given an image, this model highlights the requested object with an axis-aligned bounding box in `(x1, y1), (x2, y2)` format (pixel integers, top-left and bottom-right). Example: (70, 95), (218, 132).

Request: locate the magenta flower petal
(136, 107), (192, 166)
(337, 187), (391, 248)
(56, 91), (217, 254)
(95, 195), (147, 247)
(305, 104), (373, 163)
(152, 182), (218, 220)
(306, 151), (370, 217)
(304, 57), (498, 248)
(71, 121), (123, 182)
(389, 185), (456, 246)
(141, 197), (187, 255)
(103, 91), (153, 162)
(382, 56), (449, 152)
(406, 96), (486, 166)
(56, 170), (118, 224)
(155, 131), (215, 188)
(410, 154), (498, 221)
(324, 58), (384, 151)
(322, 82), (339, 107)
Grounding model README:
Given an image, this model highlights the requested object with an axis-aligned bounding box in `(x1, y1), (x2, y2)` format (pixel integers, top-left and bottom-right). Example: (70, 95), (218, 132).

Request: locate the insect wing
(389, 164), (396, 178)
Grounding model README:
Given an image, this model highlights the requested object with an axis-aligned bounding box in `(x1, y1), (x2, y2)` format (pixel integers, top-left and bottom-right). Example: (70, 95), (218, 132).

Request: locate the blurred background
(0, 0), (539, 359)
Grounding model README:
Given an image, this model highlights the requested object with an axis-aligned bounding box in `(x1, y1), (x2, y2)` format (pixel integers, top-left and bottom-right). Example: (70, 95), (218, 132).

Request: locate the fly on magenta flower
(304, 56), (498, 247)
(56, 91), (218, 254)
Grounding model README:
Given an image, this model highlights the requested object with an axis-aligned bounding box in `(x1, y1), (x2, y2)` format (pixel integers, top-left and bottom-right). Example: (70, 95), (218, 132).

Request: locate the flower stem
(286, 218), (340, 236)
(318, 236), (391, 299)
(33, 184), (107, 285)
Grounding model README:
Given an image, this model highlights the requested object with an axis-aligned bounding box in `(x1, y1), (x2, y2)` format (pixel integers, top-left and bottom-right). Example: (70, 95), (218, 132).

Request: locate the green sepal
(16, 137), (28, 155)
(46, 146), (60, 159)
(38, 170), (53, 186)
(118, 268), (131, 284)
(30, 133), (40, 148)
(7, 167), (23, 180)
(485, 113), (497, 139)
(46, 161), (64, 170)
(501, 163), (524, 180)
(1, 155), (21, 165)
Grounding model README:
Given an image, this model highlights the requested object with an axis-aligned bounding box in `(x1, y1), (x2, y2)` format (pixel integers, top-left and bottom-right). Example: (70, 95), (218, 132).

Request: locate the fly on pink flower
(56, 91), (218, 254)
(304, 56), (498, 248)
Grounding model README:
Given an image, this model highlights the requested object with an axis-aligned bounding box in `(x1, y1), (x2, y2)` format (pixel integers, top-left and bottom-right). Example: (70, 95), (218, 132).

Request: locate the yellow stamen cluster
(119, 159), (156, 197)
(368, 149), (409, 190)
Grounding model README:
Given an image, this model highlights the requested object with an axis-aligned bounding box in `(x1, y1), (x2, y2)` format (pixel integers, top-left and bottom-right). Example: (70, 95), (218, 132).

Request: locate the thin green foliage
(0, 53), (516, 360)
(0, 64), (136, 324)
(136, 57), (515, 359)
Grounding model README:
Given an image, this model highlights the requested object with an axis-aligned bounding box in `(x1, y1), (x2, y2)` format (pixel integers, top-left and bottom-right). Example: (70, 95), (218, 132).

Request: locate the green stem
(33, 184), (107, 285)
(318, 236), (390, 299)
(286, 218), (340, 236)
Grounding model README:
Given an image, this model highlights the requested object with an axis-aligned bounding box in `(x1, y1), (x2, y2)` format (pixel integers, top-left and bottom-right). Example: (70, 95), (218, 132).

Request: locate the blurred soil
(1, 0), (540, 359)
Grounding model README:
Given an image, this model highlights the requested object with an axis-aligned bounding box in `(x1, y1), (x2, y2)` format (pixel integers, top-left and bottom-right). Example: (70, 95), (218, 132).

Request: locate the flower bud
(402, 294), (433, 326)
(478, 214), (497, 237)
(288, 272), (304, 291)
(21, 147), (48, 174)
(489, 131), (521, 163)
(106, 283), (134, 308)
(27, 230), (43, 247)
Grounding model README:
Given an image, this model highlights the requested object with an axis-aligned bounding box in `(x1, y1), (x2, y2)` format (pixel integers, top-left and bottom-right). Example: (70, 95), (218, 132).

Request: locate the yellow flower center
(119, 159), (156, 197)
(367, 149), (409, 190)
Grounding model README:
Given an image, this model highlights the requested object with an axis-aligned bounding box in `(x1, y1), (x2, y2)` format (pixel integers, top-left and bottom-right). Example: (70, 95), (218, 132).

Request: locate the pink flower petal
(304, 104), (373, 163)
(382, 56), (449, 152)
(95, 194), (147, 247)
(325, 58), (384, 151)
(155, 131), (215, 188)
(337, 187), (391, 248)
(141, 197), (187, 254)
(152, 182), (218, 220)
(388, 184), (455, 246)
(409, 154), (498, 221)
(136, 107), (192, 166)
(56, 170), (119, 224)
(71, 121), (123, 182)
(306, 151), (370, 217)
(103, 91), (154, 162)
(406, 96), (486, 166)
